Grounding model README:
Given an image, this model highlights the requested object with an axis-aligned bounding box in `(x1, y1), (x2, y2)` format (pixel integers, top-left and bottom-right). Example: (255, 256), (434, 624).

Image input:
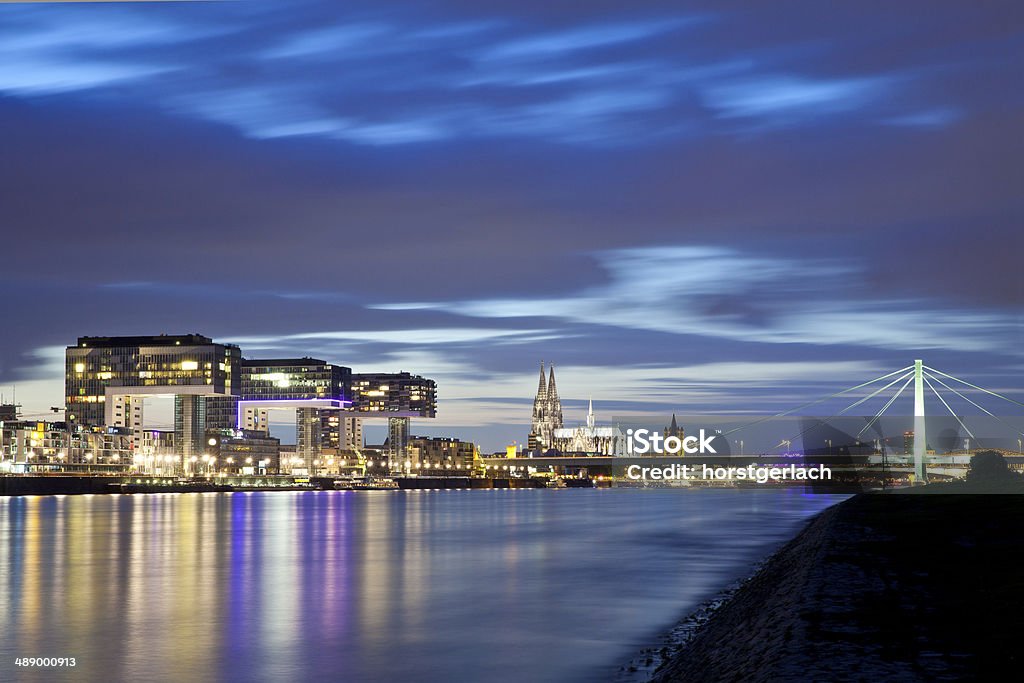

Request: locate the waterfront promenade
(651, 477), (1024, 681)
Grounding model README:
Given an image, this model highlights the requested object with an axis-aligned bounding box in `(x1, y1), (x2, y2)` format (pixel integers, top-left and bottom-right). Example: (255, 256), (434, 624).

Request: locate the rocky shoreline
(646, 487), (1024, 682)
(613, 562), (764, 683)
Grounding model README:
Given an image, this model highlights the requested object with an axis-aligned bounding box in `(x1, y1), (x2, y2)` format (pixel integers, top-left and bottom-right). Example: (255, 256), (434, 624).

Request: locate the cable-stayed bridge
(716, 359), (1024, 482)
(484, 360), (1024, 484)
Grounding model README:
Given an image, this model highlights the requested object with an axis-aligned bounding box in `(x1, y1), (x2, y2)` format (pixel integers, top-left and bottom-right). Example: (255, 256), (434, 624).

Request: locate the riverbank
(0, 474), (318, 495)
(649, 487), (1024, 681)
(0, 474), (570, 495)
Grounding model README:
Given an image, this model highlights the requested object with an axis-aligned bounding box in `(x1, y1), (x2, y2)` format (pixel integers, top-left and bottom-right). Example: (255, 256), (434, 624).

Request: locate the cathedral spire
(587, 397), (595, 430)
(536, 361), (547, 400)
(547, 363), (563, 429)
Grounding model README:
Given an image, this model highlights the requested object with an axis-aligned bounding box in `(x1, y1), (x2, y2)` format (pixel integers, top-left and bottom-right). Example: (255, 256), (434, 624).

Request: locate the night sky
(1, 1), (1022, 449)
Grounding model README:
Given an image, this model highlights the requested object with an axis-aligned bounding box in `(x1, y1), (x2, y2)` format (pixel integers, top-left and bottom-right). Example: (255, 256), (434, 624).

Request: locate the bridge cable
(923, 366), (1024, 411)
(836, 370), (916, 416)
(856, 374), (915, 440)
(923, 375), (976, 441)
(924, 371), (1024, 439)
(721, 364), (915, 437)
(773, 369), (914, 450)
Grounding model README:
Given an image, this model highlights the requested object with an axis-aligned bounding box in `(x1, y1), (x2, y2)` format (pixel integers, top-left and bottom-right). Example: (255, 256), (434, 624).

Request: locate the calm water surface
(0, 489), (842, 682)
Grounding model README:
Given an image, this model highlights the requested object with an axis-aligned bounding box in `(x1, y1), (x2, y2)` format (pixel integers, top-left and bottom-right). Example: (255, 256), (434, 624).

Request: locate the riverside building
(214, 357), (354, 471)
(350, 372), (437, 469)
(405, 436), (478, 474)
(526, 362), (625, 456)
(551, 399), (626, 456)
(0, 420), (133, 473)
(63, 333), (437, 474)
(65, 334), (241, 463)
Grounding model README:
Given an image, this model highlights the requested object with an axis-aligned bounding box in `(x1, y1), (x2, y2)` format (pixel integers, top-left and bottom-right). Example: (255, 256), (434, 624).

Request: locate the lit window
(181, 361), (199, 371)
(74, 363), (85, 373)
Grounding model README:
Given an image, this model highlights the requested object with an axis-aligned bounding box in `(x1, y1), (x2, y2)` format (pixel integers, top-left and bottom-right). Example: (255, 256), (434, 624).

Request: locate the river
(0, 489), (842, 682)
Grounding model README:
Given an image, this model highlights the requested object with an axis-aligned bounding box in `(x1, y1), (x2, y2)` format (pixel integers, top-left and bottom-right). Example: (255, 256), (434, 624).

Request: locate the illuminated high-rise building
(350, 372), (436, 468)
(65, 334), (240, 459)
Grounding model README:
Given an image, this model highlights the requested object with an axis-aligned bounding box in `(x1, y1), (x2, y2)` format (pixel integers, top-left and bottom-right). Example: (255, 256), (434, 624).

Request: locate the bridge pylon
(913, 359), (927, 483)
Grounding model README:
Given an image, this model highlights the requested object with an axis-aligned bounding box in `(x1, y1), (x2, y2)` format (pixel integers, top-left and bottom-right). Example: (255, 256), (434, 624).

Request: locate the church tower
(528, 361), (563, 452)
(528, 362), (547, 451)
(547, 363), (564, 432)
(664, 413), (683, 439)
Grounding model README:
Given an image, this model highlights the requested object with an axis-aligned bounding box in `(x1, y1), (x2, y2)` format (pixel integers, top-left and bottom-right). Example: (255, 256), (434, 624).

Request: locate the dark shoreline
(646, 489), (1024, 682)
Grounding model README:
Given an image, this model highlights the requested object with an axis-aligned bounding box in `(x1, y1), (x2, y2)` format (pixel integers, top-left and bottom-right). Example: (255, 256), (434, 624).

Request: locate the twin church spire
(529, 361), (564, 451)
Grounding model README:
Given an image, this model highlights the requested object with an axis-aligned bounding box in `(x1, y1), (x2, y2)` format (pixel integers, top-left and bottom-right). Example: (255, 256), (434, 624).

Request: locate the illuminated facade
(240, 358), (351, 402)
(322, 413), (363, 451)
(62, 335), (437, 471)
(226, 358), (353, 469)
(350, 372), (436, 469)
(0, 420), (133, 473)
(65, 334), (241, 462)
(65, 334), (240, 425)
(528, 362), (563, 451)
(211, 356), (353, 431)
(205, 428), (280, 474)
(407, 436), (478, 472)
(551, 399), (625, 456)
(350, 372), (437, 416)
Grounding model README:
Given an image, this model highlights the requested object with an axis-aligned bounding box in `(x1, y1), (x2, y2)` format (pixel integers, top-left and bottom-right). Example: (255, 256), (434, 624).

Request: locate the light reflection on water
(0, 489), (842, 682)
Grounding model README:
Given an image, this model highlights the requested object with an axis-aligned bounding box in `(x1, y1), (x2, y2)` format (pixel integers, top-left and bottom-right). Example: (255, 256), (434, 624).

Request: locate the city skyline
(2, 1), (1023, 450)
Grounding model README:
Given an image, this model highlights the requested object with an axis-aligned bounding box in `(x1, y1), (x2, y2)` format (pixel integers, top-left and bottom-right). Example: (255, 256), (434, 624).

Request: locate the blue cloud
(477, 18), (699, 61)
(0, 3), (987, 145)
(883, 107), (961, 128)
(703, 75), (891, 121)
(261, 22), (393, 60)
(374, 245), (1019, 353)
